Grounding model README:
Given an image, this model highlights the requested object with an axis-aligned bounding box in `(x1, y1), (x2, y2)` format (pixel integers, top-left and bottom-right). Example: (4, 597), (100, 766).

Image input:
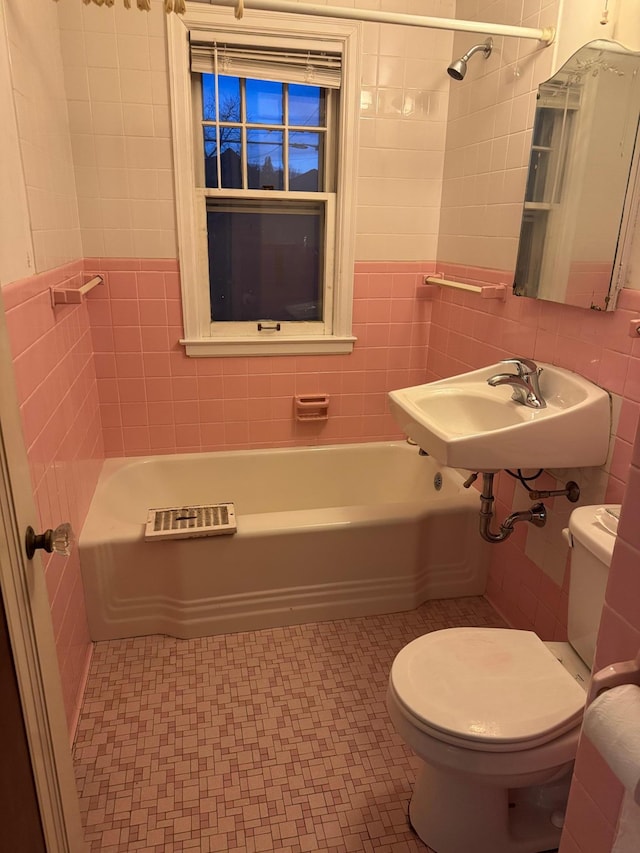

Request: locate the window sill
(180, 335), (357, 357)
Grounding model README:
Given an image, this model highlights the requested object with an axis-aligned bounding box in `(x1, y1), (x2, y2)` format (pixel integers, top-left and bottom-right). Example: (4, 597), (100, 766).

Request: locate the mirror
(513, 40), (640, 311)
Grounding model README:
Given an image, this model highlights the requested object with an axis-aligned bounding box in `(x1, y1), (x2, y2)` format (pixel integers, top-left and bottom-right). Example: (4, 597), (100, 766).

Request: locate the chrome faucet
(487, 357), (546, 409)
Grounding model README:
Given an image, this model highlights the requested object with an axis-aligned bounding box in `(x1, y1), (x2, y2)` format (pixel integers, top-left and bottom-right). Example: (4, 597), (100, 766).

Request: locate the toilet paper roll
(583, 684), (640, 805)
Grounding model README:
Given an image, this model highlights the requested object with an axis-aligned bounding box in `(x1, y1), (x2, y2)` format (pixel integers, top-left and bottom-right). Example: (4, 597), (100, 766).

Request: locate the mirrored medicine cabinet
(513, 40), (640, 311)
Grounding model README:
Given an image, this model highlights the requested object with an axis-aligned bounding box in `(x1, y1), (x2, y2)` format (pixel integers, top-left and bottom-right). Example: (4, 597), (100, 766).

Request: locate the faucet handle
(501, 357), (539, 376)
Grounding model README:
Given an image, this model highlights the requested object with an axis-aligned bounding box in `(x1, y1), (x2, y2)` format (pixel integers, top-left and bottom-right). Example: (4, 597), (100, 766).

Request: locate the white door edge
(0, 302), (86, 851)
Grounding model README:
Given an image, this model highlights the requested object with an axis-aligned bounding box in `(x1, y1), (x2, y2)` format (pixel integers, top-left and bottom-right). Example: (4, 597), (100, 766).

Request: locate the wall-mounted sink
(388, 363), (611, 471)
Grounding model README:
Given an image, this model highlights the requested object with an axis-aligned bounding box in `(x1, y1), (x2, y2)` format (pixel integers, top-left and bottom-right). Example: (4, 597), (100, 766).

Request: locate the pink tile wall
(565, 262), (613, 311)
(81, 251), (640, 652)
(427, 261), (640, 640)
(560, 416), (640, 852)
(2, 261), (104, 739)
(83, 258), (433, 455)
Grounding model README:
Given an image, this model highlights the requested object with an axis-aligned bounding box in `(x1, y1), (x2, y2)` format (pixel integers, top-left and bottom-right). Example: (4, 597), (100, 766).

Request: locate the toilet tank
(567, 505), (620, 669)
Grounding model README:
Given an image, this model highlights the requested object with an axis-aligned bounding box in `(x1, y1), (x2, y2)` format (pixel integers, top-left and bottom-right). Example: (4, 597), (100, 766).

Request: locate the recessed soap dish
(295, 394), (329, 421)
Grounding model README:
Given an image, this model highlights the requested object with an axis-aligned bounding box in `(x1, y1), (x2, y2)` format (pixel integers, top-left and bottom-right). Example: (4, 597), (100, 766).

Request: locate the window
(168, 7), (361, 356)
(514, 79), (577, 298)
(196, 69), (331, 329)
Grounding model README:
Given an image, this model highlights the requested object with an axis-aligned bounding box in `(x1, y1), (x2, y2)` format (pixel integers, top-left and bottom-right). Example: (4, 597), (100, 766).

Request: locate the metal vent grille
(144, 503), (237, 541)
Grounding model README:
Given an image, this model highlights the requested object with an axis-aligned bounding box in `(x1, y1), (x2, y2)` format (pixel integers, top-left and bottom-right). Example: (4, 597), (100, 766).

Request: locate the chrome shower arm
(461, 39), (493, 62)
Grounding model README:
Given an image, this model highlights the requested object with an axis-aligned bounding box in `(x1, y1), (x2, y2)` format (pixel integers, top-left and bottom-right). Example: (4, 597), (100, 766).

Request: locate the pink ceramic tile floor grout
(73, 597), (505, 852)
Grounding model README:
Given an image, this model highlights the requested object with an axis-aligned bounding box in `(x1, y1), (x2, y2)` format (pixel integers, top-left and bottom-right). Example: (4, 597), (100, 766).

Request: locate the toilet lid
(390, 628), (586, 747)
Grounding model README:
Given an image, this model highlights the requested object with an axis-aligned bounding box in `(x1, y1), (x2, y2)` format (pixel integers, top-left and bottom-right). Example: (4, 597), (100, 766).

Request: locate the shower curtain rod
(195, 0), (556, 44)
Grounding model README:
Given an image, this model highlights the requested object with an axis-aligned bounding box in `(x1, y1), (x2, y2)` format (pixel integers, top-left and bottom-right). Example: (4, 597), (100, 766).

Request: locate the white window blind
(190, 35), (342, 89)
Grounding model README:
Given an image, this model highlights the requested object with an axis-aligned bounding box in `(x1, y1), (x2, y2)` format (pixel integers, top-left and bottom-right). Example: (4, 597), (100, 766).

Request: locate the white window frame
(167, 3), (361, 356)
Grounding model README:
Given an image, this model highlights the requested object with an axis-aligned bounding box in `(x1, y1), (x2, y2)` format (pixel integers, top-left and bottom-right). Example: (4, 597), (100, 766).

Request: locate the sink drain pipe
(477, 472), (547, 543)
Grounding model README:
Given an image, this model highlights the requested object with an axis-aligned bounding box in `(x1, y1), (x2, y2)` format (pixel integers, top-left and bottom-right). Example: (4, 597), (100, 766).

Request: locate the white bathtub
(79, 441), (488, 640)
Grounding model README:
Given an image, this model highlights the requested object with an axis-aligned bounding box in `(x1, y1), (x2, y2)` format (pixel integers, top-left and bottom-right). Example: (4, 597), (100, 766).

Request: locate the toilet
(387, 505), (619, 853)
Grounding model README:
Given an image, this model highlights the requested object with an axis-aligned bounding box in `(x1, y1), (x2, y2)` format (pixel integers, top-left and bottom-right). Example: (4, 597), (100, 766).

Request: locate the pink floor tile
(73, 597), (505, 852)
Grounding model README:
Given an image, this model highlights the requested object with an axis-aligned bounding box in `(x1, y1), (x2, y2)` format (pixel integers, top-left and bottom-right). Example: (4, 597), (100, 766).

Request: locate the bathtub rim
(80, 439), (478, 546)
(96, 439), (447, 481)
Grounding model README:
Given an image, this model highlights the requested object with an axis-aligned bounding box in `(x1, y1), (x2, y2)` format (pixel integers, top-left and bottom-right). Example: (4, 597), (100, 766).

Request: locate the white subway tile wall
(58, 0), (176, 260)
(437, 0), (560, 272)
(11, 0), (609, 272)
(356, 2), (453, 260)
(5, 0), (82, 272)
(54, 0), (454, 262)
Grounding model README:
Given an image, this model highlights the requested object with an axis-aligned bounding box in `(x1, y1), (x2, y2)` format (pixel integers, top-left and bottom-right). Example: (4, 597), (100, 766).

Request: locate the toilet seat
(390, 628), (587, 752)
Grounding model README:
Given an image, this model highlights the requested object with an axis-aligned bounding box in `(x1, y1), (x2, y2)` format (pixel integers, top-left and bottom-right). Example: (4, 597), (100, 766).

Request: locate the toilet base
(409, 761), (568, 853)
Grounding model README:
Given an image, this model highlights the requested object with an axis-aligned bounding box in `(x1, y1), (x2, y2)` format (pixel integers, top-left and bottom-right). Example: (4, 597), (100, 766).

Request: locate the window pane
(218, 75), (241, 122)
(515, 210), (548, 298)
(526, 150), (550, 203)
(246, 79), (283, 124)
(289, 84), (324, 126)
(203, 127), (218, 188)
(202, 74), (216, 120)
(207, 200), (323, 322)
(527, 108), (573, 205)
(201, 74), (241, 121)
(203, 127), (243, 188)
(221, 129), (242, 189)
(289, 131), (322, 191)
(532, 107), (555, 148)
(247, 130), (283, 190)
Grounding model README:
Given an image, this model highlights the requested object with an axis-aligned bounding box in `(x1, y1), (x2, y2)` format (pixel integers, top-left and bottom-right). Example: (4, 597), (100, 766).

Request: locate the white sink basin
(388, 363), (611, 471)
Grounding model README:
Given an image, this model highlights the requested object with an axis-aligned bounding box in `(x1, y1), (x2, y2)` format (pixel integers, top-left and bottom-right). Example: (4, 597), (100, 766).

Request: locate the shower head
(447, 57), (467, 81)
(447, 37), (493, 81)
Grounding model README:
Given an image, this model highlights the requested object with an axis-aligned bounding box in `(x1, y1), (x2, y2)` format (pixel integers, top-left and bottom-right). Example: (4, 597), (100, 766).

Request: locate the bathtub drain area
(73, 596), (505, 852)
